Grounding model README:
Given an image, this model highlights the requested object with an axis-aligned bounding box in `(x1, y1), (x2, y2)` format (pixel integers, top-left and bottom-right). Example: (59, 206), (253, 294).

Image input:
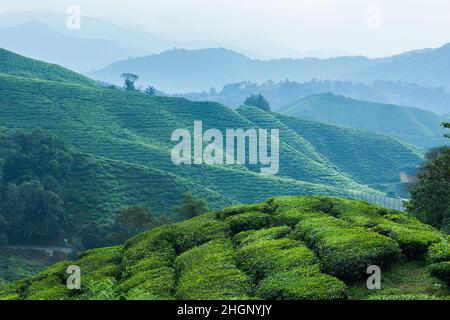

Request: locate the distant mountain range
(280, 93), (448, 149)
(90, 44), (450, 96)
(0, 11), (330, 65)
(0, 21), (145, 72)
(89, 48), (380, 93)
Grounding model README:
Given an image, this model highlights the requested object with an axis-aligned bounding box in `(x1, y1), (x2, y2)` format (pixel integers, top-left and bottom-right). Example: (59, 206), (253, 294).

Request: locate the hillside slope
(2, 196), (449, 300)
(0, 47), (96, 86)
(0, 48), (423, 200)
(280, 93), (447, 148)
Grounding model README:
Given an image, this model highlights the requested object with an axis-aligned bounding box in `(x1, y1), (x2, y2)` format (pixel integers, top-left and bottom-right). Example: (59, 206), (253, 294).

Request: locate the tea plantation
(2, 196), (449, 300)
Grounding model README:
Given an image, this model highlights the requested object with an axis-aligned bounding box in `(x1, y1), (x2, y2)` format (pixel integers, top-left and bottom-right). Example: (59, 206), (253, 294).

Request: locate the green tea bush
(122, 227), (176, 266)
(236, 238), (317, 282)
(294, 213), (401, 281)
(175, 238), (251, 300)
(427, 239), (450, 264)
(371, 217), (442, 259)
(427, 262), (450, 286)
(235, 226), (291, 246)
(216, 203), (273, 219)
(256, 266), (347, 300)
(225, 212), (277, 234)
(114, 267), (175, 299)
(171, 213), (229, 253)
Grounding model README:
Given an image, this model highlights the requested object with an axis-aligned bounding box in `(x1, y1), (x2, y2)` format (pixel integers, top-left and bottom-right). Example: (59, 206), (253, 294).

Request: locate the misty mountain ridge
(178, 79), (450, 115)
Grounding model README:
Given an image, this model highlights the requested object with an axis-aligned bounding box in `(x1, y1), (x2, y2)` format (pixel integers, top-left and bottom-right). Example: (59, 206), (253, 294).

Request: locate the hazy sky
(1, 0), (450, 57)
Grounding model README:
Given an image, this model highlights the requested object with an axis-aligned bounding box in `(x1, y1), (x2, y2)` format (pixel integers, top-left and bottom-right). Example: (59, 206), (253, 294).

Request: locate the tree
(145, 86), (156, 95)
(114, 205), (155, 236)
(444, 122), (450, 139)
(120, 73), (139, 91)
(406, 122), (450, 232)
(172, 192), (208, 219)
(244, 94), (270, 112)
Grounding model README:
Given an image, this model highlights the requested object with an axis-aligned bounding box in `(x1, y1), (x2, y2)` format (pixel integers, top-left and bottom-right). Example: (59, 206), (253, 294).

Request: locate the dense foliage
(2, 196), (449, 300)
(0, 47), (424, 215)
(407, 123), (450, 232)
(244, 94), (270, 112)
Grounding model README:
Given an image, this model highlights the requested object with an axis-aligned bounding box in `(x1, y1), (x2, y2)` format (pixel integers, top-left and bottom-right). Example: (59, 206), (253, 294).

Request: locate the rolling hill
(0, 48), (426, 253)
(1, 196), (449, 300)
(280, 93), (447, 148)
(0, 48), (423, 196)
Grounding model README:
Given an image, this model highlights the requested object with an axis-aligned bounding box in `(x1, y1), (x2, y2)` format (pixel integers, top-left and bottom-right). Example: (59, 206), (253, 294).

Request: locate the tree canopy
(407, 122), (450, 232)
(244, 94), (271, 112)
(120, 73), (139, 91)
(172, 192), (209, 219)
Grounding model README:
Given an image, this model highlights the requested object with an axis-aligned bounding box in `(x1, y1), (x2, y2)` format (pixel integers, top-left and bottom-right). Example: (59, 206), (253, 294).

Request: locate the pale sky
(1, 0), (450, 57)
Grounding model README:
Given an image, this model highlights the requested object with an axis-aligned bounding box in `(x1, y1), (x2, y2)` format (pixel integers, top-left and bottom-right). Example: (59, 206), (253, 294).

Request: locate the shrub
(236, 238), (317, 283)
(235, 226), (291, 246)
(427, 262), (450, 286)
(115, 267), (175, 299)
(122, 225), (176, 266)
(256, 266), (347, 300)
(175, 238), (251, 300)
(226, 212), (277, 234)
(171, 213), (229, 253)
(427, 239), (450, 264)
(293, 213), (401, 282)
(216, 201), (276, 220)
(371, 218), (442, 259)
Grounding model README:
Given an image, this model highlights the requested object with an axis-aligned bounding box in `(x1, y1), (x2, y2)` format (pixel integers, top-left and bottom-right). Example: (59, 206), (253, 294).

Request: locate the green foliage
(120, 73), (138, 91)
(407, 147), (450, 232)
(257, 266), (347, 300)
(171, 213), (229, 253)
(2, 196), (449, 301)
(236, 238), (317, 283)
(443, 122), (450, 139)
(172, 192), (209, 220)
(106, 205), (168, 245)
(235, 226), (291, 246)
(427, 239), (450, 264)
(225, 212), (277, 234)
(281, 93), (447, 149)
(293, 212), (401, 281)
(175, 238), (251, 299)
(244, 94), (270, 112)
(427, 262), (450, 286)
